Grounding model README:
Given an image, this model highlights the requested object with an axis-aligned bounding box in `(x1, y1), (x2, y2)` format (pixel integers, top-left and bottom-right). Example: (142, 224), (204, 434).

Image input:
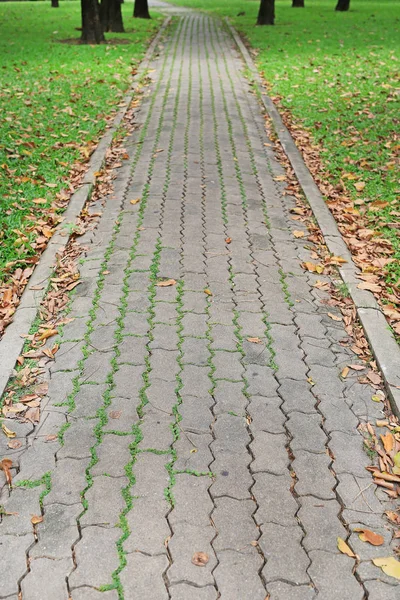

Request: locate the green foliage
(168, 0), (400, 297)
(0, 1), (161, 282)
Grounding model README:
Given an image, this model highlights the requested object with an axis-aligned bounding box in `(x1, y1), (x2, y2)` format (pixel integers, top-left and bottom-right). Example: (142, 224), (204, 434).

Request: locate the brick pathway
(0, 13), (398, 600)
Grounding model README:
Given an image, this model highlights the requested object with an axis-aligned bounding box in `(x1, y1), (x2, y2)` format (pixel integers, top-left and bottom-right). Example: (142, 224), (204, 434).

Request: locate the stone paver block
(31, 503), (80, 559)
(120, 552), (169, 600)
(0, 533), (33, 596)
(254, 473), (298, 526)
(149, 349), (180, 381)
(105, 396), (139, 432)
(251, 431), (288, 475)
(118, 335), (147, 364)
(246, 364), (278, 397)
(292, 450), (335, 500)
(279, 379), (316, 414)
(113, 364), (144, 398)
(329, 431), (369, 478)
(181, 365), (211, 397)
(288, 411), (327, 454)
(308, 550), (364, 600)
(44, 458), (89, 506)
(92, 433), (133, 477)
(80, 475), (127, 526)
(21, 557), (72, 600)
(131, 452), (170, 499)
(260, 522), (310, 585)
(125, 496), (170, 554)
(69, 526), (120, 589)
(73, 383), (107, 419)
(174, 432), (213, 472)
(213, 380), (247, 415)
(299, 496), (346, 553)
(213, 350), (244, 381)
(364, 581), (400, 600)
(0, 487), (41, 535)
(248, 395), (285, 434)
(168, 523), (217, 587)
(58, 418), (97, 459)
(213, 497), (258, 552)
(214, 549), (266, 600)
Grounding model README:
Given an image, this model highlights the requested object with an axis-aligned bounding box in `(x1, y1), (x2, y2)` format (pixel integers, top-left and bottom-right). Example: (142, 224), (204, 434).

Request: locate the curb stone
(226, 19), (400, 417)
(0, 17), (171, 401)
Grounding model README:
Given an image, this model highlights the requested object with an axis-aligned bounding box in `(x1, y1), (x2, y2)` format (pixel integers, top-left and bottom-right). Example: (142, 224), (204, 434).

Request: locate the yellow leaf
(2, 424), (16, 438)
(372, 557), (400, 580)
(204, 288), (213, 296)
(354, 181), (366, 192)
(293, 230), (305, 238)
(341, 367), (349, 379)
(371, 395), (382, 403)
(247, 337), (262, 344)
(31, 515), (43, 525)
(130, 198), (140, 205)
(37, 329), (58, 342)
(337, 537), (356, 558)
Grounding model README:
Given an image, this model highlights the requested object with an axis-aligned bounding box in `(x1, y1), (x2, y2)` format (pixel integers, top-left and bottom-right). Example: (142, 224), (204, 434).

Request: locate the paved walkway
(0, 13), (398, 600)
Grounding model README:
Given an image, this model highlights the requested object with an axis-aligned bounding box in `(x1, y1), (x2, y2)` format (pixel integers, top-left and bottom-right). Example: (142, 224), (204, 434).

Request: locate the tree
(257, 0), (275, 25)
(292, 0), (304, 6)
(335, 0), (350, 10)
(133, 0), (150, 19)
(101, 0), (124, 32)
(81, 0), (105, 44)
(51, 0), (59, 7)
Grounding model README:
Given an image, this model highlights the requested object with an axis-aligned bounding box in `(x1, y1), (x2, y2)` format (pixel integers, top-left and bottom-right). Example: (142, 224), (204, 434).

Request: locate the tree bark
(101, 0), (124, 32)
(335, 0), (350, 11)
(81, 0), (105, 44)
(292, 0), (304, 7)
(133, 0), (150, 19)
(51, 0), (59, 7)
(257, 0), (275, 25)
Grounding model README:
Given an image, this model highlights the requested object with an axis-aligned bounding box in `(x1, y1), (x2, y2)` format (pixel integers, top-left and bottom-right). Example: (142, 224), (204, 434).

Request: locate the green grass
(0, 1), (162, 284)
(167, 0), (400, 310)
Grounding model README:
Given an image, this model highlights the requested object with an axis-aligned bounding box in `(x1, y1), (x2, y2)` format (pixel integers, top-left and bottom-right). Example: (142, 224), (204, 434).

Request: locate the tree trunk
(257, 0), (275, 25)
(81, 0), (105, 44)
(292, 0), (304, 7)
(133, 0), (150, 19)
(51, 0), (59, 7)
(101, 0), (124, 32)
(335, 0), (350, 11)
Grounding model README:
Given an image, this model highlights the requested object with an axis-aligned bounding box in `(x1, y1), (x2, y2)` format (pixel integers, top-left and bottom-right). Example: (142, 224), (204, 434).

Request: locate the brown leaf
(337, 537), (356, 558)
(191, 552), (209, 567)
(328, 313), (342, 322)
(354, 528), (384, 546)
(156, 279), (176, 287)
(8, 439), (22, 450)
(348, 364), (365, 371)
(25, 407), (40, 423)
(31, 515), (43, 525)
(357, 281), (382, 293)
(0, 458), (13, 486)
(225, 237), (232, 244)
(204, 288), (213, 296)
(37, 329), (58, 341)
(45, 434), (58, 442)
(109, 411), (122, 419)
(367, 370), (382, 385)
(380, 433), (394, 454)
(293, 230), (305, 238)
(247, 337), (262, 344)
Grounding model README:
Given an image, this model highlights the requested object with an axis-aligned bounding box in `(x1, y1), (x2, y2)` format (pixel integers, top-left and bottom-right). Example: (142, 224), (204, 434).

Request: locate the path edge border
(0, 17), (171, 401)
(226, 19), (400, 416)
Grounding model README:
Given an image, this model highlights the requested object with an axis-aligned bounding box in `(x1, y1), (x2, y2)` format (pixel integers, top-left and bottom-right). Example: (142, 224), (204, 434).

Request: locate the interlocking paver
(1, 10), (396, 600)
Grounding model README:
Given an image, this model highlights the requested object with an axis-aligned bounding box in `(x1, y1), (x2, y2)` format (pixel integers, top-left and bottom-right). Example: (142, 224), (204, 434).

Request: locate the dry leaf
(8, 439), (22, 450)
(37, 329), (58, 341)
(191, 552), (209, 567)
(354, 181), (366, 192)
(337, 537), (356, 558)
(354, 528), (384, 546)
(328, 313), (342, 322)
(247, 337), (262, 344)
(109, 411), (122, 419)
(348, 364), (365, 371)
(357, 281), (382, 293)
(371, 395), (382, 403)
(225, 237), (232, 244)
(45, 434), (58, 442)
(156, 279), (176, 287)
(341, 367), (349, 379)
(204, 288), (213, 296)
(130, 198), (140, 205)
(293, 230), (305, 238)
(0, 458), (13, 486)
(372, 557), (400, 580)
(380, 433), (394, 454)
(2, 424), (16, 438)
(31, 515), (43, 525)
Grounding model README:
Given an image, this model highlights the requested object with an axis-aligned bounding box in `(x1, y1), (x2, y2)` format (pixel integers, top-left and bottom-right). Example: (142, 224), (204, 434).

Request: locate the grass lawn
(0, 1), (162, 286)
(168, 0), (400, 329)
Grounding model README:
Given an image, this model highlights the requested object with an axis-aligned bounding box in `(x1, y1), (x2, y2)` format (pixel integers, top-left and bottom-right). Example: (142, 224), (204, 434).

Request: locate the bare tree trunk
(335, 0), (350, 11)
(81, 0), (105, 44)
(51, 0), (59, 7)
(292, 0), (304, 7)
(257, 0), (275, 25)
(101, 0), (124, 32)
(133, 0), (150, 19)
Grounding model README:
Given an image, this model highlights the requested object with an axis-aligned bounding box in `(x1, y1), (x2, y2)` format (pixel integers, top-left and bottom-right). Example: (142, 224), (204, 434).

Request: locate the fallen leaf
(225, 237), (232, 244)
(372, 557), (400, 580)
(354, 181), (366, 192)
(348, 364), (365, 371)
(341, 367), (349, 379)
(8, 439), (22, 450)
(45, 434), (58, 442)
(0, 458), (13, 486)
(380, 432), (394, 454)
(247, 337), (262, 344)
(302, 262), (324, 274)
(357, 281), (382, 293)
(109, 411), (122, 419)
(328, 313), (342, 322)
(191, 552), (209, 567)
(130, 198), (140, 205)
(2, 424), (16, 438)
(371, 395), (382, 403)
(293, 230), (305, 238)
(354, 528), (384, 546)
(31, 515), (43, 525)
(367, 371), (382, 385)
(37, 329), (58, 341)
(204, 288), (213, 296)
(337, 537), (356, 558)
(156, 279), (176, 287)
